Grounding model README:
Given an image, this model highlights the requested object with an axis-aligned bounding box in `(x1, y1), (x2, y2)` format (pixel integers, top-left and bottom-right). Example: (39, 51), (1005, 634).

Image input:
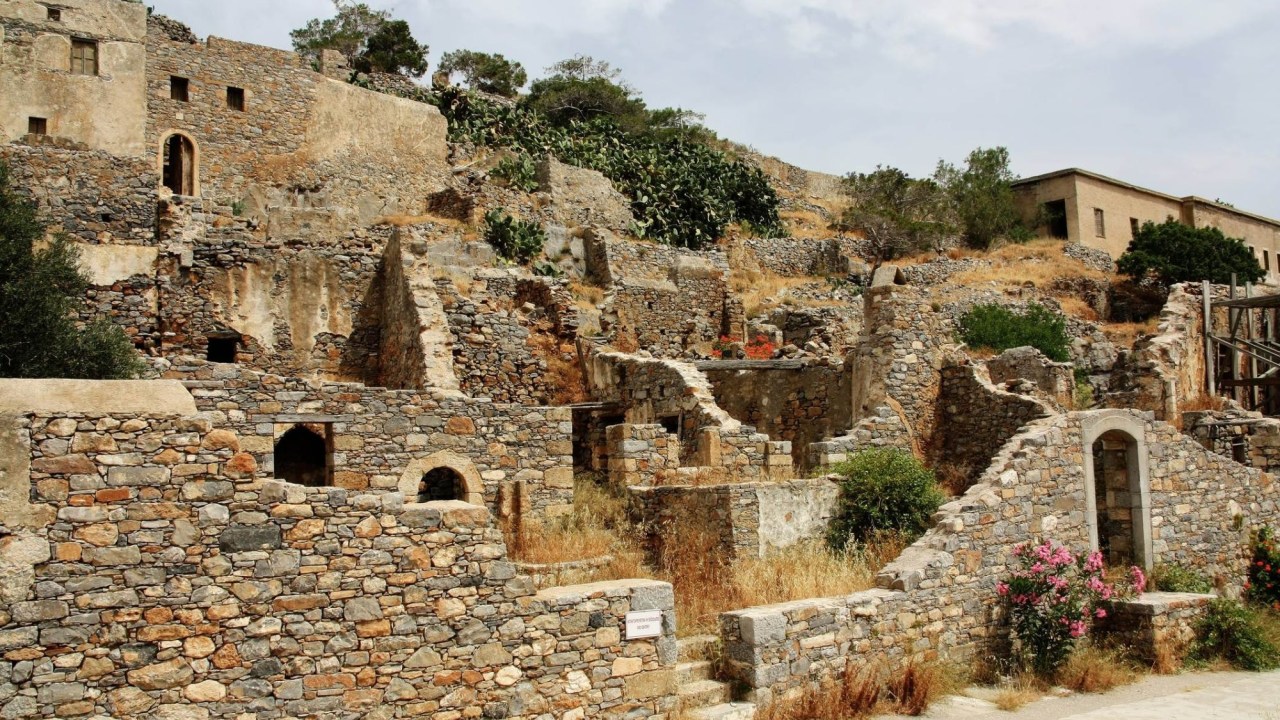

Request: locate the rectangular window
(1265, 250), (1271, 273)
(28, 117), (47, 135)
(1094, 208), (1106, 238)
(70, 39), (97, 76)
(47, 7), (61, 21)
(170, 76), (189, 102)
(1130, 217), (1140, 237)
(226, 86), (245, 111)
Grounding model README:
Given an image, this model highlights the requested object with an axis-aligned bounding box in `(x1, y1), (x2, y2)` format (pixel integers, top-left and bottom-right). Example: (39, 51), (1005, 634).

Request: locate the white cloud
(439, 0), (675, 36)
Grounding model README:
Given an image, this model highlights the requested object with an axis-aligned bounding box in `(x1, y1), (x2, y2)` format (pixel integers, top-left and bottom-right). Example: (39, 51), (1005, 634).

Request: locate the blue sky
(150, 0), (1280, 218)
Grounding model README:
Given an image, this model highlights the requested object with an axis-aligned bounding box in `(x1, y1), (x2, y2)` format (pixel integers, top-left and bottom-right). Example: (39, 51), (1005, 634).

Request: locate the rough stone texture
(377, 231), (460, 393)
(729, 237), (851, 278)
(986, 346), (1075, 407)
(3, 413), (675, 719)
(536, 156), (635, 233)
(763, 303), (864, 357)
(699, 359), (852, 470)
(1107, 283), (1208, 420)
(720, 408), (1280, 706)
(900, 257), (992, 286)
(1064, 242), (1117, 273)
(808, 406), (915, 469)
(935, 359), (1054, 484)
(1097, 592), (1214, 664)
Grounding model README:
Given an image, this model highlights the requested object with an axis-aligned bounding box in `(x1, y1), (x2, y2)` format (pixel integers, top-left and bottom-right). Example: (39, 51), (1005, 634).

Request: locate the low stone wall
(1099, 592), (1214, 663)
(986, 346), (1074, 407)
(900, 258), (991, 286)
(699, 359), (852, 470)
(586, 233), (729, 287)
(1064, 242), (1116, 273)
(732, 237), (849, 277)
(605, 423), (792, 488)
(808, 406), (914, 469)
(3, 411), (677, 720)
(1107, 283), (1209, 420)
(719, 409), (1280, 705)
(631, 477), (840, 564)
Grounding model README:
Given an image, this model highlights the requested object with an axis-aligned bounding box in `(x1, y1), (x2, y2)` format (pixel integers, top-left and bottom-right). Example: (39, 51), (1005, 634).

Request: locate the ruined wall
(536, 156), (634, 233)
(935, 360), (1054, 483)
(1109, 283), (1206, 420)
(731, 237), (849, 278)
(144, 20), (448, 224)
(604, 423), (792, 489)
(763, 304), (864, 356)
(699, 360), (852, 469)
(986, 346), (1074, 407)
(608, 257), (737, 357)
(1, 0), (148, 155)
(3, 412), (676, 720)
(719, 409), (1280, 705)
(170, 361), (575, 519)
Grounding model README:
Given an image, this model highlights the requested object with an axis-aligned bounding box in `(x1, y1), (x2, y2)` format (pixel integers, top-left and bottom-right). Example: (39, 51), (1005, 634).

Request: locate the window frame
(170, 76), (190, 102)
(69, 38), (98, 76)
(1094, 208), (1106, 238)
(226, 86), (246, 112)
(28, 117), (48, 136)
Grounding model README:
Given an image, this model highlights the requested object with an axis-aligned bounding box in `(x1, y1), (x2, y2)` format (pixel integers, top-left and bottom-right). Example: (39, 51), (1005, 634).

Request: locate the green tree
(523, 55), (649, 131)
(438, 50), (528, 98)
(352, 19), (428, 77)
(1117, 217), (1263, 286)
(0, 163), (142, 379)
(934, 146), (1029, 250)
(290, 0), (388, 62)
(835, 166), (956, 268)
(827, 448), (944, 550)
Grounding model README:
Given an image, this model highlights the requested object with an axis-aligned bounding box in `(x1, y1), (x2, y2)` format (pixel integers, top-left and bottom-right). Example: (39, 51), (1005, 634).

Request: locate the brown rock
(210, 643), (242, 669)
(201, 429), (240, 452)
(31, 454), (96, 475)
(127, 658), (193, 690)
(445, 417), (476, 435)
(224, 452), (257, 476)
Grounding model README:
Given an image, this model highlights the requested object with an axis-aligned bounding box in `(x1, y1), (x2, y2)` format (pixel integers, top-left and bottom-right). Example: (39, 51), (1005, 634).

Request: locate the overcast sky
(150, 0), (1280, 218)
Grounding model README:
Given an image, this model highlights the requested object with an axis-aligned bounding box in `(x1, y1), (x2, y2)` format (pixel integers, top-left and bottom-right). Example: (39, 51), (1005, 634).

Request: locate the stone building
(1013, 168), (1280, 276)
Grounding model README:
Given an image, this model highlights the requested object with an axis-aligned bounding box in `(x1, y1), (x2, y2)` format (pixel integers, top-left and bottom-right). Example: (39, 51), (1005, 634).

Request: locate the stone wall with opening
(719, 408), (1280, 706)
(2, 411), (677, 720)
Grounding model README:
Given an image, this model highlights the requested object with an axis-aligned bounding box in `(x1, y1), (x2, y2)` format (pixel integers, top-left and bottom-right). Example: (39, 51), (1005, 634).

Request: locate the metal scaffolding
(1205, 278), (1280, 415)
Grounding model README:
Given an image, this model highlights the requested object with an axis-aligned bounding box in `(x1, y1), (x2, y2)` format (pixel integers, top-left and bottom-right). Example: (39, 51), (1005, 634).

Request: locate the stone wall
(1108, 283), (1207, 420)
(630, 477), (839, 564)
(807, 406), (915, 469)
(731, 237), (850, 278)
(168, 360), (574, 520)
(900, 258), (991, 286)
(1098, 592), (1214, 664)
(1063, 242), (1117, 273)
(935, 360), (1054, 483)
(3, 411), (676, 720)
(718, 408), (1280, 705)
(986, 346), (1074, 407)
(607, 259), (738, 357)
(699, 360), (852, 469)
(586, 233), (729, 287)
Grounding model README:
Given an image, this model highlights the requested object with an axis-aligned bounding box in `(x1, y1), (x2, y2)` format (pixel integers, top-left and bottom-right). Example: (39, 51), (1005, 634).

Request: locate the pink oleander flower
(1030, 562), (1046, 573)
(996, 582), (1010, 596)
(1130, 566), (1147, 594)
(1084, 550), (1104, 572)
(1086, 576), (1105, 593)
(1069, 620), (1087, 638)
(1095, 608), (1107, 619)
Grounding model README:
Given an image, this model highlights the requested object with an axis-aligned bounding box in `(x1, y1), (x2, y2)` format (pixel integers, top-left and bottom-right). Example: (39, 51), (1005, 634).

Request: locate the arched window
(418, 467), (465, 502)
(274, 424), (329, 487)
(162, 133), (197, 196)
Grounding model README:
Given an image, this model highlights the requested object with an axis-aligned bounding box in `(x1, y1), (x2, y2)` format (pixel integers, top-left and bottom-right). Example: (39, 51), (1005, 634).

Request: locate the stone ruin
(1, 2), (1279, 718)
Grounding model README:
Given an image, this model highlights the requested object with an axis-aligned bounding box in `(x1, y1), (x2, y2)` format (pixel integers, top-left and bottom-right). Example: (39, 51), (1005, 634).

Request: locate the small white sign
(625, 610), (663, 639)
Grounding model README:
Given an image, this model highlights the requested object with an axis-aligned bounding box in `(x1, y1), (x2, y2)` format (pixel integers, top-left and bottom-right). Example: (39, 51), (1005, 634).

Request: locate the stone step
(679, 679), (731, 708)
(686, 701), (757, 720)
(677, 659), (713, 684)
(677, 633), (720, 662)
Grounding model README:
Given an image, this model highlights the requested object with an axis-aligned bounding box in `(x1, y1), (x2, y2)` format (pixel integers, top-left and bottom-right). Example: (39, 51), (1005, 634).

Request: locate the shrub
(1118, 217), (1263, 287)
(0, 162), (142, 379)
(999, 541), (1139, 676)
(489, 154), (540, 192)
(1151, 563), (1213, 594)
(483, 208), (545, 265)
(1246, 527), (1280, 608)
(958, 303), (1070, 362)
(1190, 598), (1280, 671)
(827, 449), (943, 550)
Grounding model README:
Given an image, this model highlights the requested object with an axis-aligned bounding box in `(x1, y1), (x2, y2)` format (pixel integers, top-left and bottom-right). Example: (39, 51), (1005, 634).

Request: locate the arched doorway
(1081, 412), (1153, 570)
(161, 133), (197, 196)
(418, 467), (464, 502)
(274, 424), (329, 487)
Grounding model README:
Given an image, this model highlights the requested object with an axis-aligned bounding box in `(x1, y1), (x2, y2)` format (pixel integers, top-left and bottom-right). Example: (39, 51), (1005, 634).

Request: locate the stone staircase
(676, 635), (755, 720)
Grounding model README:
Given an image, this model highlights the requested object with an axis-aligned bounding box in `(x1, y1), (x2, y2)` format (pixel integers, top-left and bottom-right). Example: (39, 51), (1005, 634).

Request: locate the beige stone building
(1014, 168), (1280, 279)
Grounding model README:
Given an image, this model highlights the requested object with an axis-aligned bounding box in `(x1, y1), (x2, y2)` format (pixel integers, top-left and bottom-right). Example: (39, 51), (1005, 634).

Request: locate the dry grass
(1056, 644), (1139, 693)
(1100, 318), (1161, 348)
(730, 266), (835, 318)
(568, 280), (605, 309)
(1179, 393), (1229, 413)
(526, 330), (588, 405)
(992, 676), (1045, 711)
(754, 660), (962, 720)
(1056, 296), (1101, 322)
(780, 209), (841, 239)
(504, 475), (644, 569)
(936, 239), (1111, 323)
(651, 467), (733, 487)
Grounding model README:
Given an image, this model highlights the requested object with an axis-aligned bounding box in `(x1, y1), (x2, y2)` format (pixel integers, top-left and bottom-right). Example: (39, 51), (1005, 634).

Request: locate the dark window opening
(1091, 431), (1137, 567)
(162, 134), (196, 196)
(1043, 200), (1068, 239)
(658, 415), (680, 435)
(28, 117), (47, 136)
(206, 335), (239, 363)
(274, 424), (331, 487)
(47, 7), (61, 21)
(1094, 208), (1106, 238)
(1130, 217), (1140, 238)
(70, 39), (97, 76)
(1266, 250), (1272, 274)
(170, 76), (189, 102)
(227, 86), (245, 111)
(418, 467), (464, 502)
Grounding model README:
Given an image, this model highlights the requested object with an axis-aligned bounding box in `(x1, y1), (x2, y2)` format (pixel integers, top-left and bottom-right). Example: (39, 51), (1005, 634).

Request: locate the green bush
(827, 448), (944, 550)
(1246, 527), (1280, 608)
(1118, 217), (1263, 287)
(1190, 598), (1280, 671)
(958, 303), (1070, 362)
(483, 208), (545, 265)
(0, 162), (142, 379)
(490, 154), (540, 192)
(1150, 563), (1213, 593)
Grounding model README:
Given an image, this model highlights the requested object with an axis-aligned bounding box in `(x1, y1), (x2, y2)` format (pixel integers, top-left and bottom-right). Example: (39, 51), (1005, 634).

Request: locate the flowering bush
(1246, 527), (1280, 609)
(711, 335), (739, 359)
(744, 334), (776, 360)
(999, 540), (1142, 675)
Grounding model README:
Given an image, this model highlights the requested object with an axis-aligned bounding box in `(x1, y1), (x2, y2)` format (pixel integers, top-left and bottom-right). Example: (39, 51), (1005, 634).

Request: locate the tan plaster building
(1014, 168), (1280, 280)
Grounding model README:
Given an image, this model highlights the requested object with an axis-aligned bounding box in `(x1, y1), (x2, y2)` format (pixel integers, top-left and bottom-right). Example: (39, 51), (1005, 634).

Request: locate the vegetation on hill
(0, 164), (143, 379)
(958, 302), (1071, 361)
(827, 448), (944, 550)
(292, 1), (428, 77)
(1117, 217), (1263, 287)
(935, 146), (1034, 250)
(438, 50), (527, 98)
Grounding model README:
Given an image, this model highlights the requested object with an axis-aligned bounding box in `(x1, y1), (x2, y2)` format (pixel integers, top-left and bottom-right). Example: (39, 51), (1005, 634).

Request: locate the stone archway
(398, 451), (484, 506)
(1081, 411), (1153, 570)
(158, 131), (199, 196)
